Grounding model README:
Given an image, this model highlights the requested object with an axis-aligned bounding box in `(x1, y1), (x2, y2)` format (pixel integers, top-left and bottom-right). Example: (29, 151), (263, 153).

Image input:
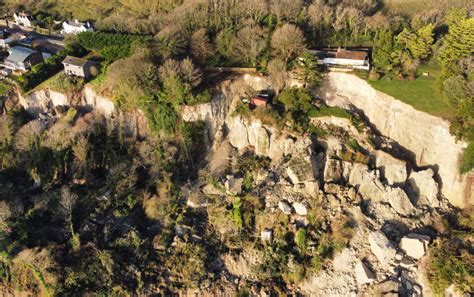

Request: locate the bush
(460, 142), (474, 174)
(427, 238), (473, 295)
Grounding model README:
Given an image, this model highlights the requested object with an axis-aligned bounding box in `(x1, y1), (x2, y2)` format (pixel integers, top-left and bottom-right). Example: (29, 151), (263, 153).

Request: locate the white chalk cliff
(318, 72), (471, 207)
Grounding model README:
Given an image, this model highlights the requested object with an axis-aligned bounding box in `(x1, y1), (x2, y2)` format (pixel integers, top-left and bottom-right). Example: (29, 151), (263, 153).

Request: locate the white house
(310, 48), (370, 71)
(61, 20), (93, 35)
(13, 12), (33, 28)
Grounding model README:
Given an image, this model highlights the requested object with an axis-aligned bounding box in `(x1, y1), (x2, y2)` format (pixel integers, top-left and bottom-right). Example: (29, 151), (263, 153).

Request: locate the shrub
(427, 238), (473, 295)
(460, 141), (474, 174)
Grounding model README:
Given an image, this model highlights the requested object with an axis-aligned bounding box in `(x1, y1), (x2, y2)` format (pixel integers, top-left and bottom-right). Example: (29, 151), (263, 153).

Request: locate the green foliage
(373, 29), (394, 71)
(294, 51), (321, 89)
(76, 32), (151, 62)
(427, 238), (474, 295)
(278, 87), (313, 114)
(295, 228), (307, 253)
(151, 101), (178, 133)
(460, 142), (474, 174)
(232, 197), (243, 230)
(307, 105), (351, 119)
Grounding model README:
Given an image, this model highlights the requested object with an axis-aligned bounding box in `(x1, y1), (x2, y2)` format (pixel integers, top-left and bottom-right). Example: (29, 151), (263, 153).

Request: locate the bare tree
(0, 201), (12, 229)
(268, 58), (289, 94)
(238, 0), (269, 22)
(13, 120), (44, 152)
(0, 115), (15, 149)
(232, 25), (268, 66)
(308, 0), (333, 29)
(190, 29), (214, 64)
(270, 0), (303, 23)
(59, 187), (78, 231)
(271, 24), (306, 63)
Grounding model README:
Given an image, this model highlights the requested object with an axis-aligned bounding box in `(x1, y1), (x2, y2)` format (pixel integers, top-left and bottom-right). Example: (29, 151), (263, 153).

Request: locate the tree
(270, 0), (303, 23)
(271, 24), (306, 64)
(372, 29), (394, 71)
(238, 0), (269, 22)
(396, 25), (434, 60)
(278, 87), (312, 113)
(45, 16), (54, 36)
(267, 58), (288, 94)
(232, 25), (268, 66)
(438, 17), (474, 66)
(190, 29), (213, 64)
(294, 51), (321, 89)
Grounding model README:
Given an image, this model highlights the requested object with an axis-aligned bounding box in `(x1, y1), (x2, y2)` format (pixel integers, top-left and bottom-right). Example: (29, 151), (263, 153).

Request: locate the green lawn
(368, 64), (455, 120)
(308, 105), (352, 119)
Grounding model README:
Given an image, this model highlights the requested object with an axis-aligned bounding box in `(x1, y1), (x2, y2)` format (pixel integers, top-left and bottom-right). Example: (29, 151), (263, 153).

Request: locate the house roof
(6, 46), (37, 63)
(67, 20), (89, 28)
(331, 49), (367, 60)
(62, 55), (89, 67)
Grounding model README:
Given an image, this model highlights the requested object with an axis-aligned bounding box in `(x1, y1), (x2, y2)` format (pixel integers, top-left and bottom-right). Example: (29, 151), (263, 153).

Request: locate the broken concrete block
(354, 260), (375, 286)
(399, 233), (430, 260)
(261, 229), (273, 242)
(387, 188), (414, 216)
(369, 231), (396, 265)
(375, 150), (407, 185)
(292, 202), (308, 216)
(407, 169), (439, 207)
(225, 176), (244, 195)
(278, 200), (292, 214)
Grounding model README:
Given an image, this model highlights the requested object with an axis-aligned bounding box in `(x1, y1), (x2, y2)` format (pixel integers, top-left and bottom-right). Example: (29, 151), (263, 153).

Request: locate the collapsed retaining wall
(317, 72), (471, 207)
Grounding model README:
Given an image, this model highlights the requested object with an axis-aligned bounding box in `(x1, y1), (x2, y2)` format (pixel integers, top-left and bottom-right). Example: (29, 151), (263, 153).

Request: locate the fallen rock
(187, 193), (210, 208)
(358, 178), (386, 202)
(292, 202), (308, 216)
(387, 188), (414, 216)
(348, 163), (370, 187)
(354, 260), (375, 286)
(225, 176), (244, 195)
(375, 150), (407, 185)
(324, 158), (343, 183)
(278, 200), (292, 214)
(369, 231), (396, 265)
(407, 169), (439, 207)
(260, 229), (273, 242)
(287, 157), (315, 184)
(399, 233), (430, 260)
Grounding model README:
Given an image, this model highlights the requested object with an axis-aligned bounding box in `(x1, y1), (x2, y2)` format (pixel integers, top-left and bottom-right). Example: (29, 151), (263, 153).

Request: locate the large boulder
(287, 157), (315, 184)
(358, 178), (386, 202)
(348, 163), (370, 187)
(278, 200), (292, 214)
(399, 233), (430, 260)
(248, 122), (270, 156)
(324, 159), (343, 183)
(292, 202), (309, 216)
(387, 188), (414, 216)
(369, 231), (396, 265)
(375, 150), (408, 185)
(407, 169), (439, 207)
(225, 176), (244, 195)
(354, 261), (375, 286)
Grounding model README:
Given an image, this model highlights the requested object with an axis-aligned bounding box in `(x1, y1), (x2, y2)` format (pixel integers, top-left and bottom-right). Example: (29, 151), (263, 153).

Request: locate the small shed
(251, 96), (268, 107)
(62, 56), (95, 78)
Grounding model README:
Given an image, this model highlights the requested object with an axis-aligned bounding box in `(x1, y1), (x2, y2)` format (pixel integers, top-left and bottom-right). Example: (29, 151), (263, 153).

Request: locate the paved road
(0, 20), (65, 47)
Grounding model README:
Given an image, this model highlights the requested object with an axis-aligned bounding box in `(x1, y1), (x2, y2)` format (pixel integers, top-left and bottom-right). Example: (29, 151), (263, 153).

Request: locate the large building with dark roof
(4, 46), (44, 71)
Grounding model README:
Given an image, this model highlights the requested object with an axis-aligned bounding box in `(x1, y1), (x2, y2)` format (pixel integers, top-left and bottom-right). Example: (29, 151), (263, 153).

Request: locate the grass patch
(368, 64), (456, 120)
(0, 82), (12, 96)
(31, 72), (84, 94)
(308, 105), (351, 119)
(460, 142), (474, 174)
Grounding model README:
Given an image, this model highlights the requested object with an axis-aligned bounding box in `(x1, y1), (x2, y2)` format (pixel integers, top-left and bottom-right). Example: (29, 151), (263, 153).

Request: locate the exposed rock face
(292, 202), (308, 216)
(375, 150), (408, 186)
(318, 72), (471, 207)
(399, 234), (430, 260)
(18, 86), (116, 117)
(278, 200), (292, 214)
(387, 188), (414, 216)
(354, 261), (375, 286)
(225, 176), (244, 195)
(369, 231), (396, 265)
(407, 169), (439, 207)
